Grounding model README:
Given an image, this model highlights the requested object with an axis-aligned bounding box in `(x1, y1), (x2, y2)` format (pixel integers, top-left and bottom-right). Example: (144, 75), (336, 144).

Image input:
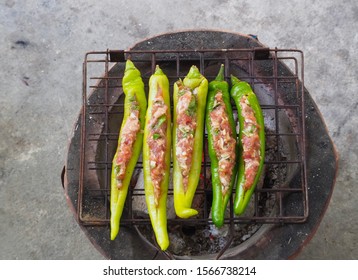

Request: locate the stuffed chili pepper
(173, 65), (208, 219)
(230, 75), (265, 215)
(110, 60), (147, 240)
(206, 65), (238, 227)
(143, 65), (171, 250)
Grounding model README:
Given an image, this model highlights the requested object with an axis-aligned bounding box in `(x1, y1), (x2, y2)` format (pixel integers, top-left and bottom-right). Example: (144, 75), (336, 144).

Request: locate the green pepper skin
(206, 65), (238, 227)
(143, 65), (171, 250)
(230, 75), (265, 215)
(173, 65), (208, 219)
(110, 60), (147, 240)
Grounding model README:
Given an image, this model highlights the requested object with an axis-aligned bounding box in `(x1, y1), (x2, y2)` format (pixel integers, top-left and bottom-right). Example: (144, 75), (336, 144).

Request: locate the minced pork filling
(147, 88), (168, 205)
(209, 92), (236, 195)
(175, 88), (197, 191)
(239, 95), (261, 191)
(115, 96), (140, 189)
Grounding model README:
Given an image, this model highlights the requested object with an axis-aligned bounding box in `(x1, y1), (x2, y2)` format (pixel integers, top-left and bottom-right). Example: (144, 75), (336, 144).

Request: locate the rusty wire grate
(78, 48), (308, 236)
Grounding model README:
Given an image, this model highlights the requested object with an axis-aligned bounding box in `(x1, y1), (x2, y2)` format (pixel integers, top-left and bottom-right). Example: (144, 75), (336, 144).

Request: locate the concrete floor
(0, 0), (357, 259)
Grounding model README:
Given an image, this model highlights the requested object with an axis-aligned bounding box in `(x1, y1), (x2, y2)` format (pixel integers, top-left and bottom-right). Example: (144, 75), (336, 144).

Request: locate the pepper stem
(125, 59), (135, 71)
(154, 65), (164, 75)
(215, 64), (225, 82)
(186, 65), (201, 79)
(230, 74), (242, 85)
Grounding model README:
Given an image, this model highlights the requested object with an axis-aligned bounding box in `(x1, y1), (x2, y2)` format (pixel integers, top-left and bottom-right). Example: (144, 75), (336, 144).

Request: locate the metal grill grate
(78, 48), (308, 247)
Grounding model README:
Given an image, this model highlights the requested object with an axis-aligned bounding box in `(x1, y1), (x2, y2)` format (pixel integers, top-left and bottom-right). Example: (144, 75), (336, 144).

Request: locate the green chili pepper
(206, 65), (238, 227)
(230, 75), (265, 215)
(143, 65), (171, 250)
(173, 65), (208, 219)
(110, 60), (147, 240)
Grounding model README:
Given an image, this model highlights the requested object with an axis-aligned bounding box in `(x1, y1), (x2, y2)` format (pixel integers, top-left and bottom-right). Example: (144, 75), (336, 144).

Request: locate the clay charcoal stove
(62, 31), (337, 260)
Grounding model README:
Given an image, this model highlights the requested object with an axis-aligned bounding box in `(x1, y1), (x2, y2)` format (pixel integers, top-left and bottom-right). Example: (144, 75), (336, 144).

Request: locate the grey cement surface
(0, 0), (356, 259)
